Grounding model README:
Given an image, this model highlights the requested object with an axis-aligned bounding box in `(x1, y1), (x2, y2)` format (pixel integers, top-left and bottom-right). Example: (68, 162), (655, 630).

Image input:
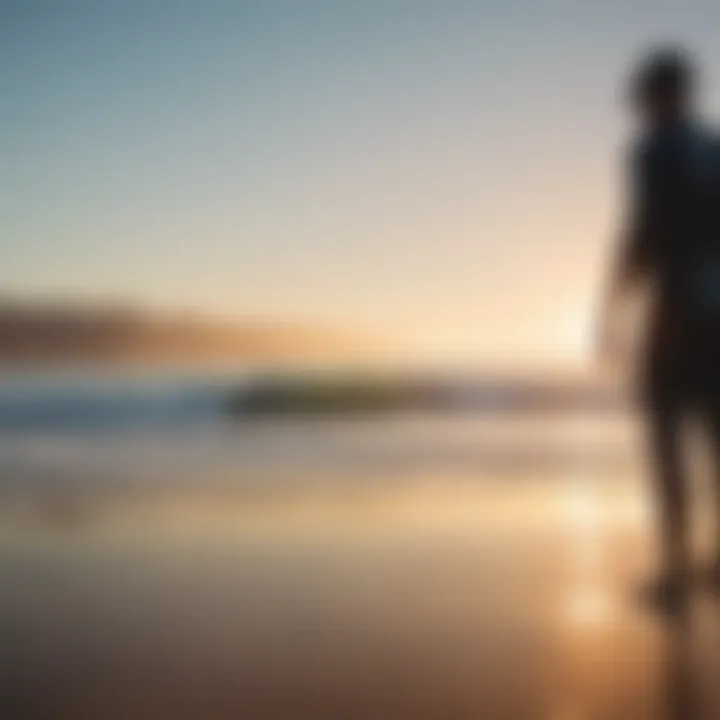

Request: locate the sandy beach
(2, 439), (718, 720)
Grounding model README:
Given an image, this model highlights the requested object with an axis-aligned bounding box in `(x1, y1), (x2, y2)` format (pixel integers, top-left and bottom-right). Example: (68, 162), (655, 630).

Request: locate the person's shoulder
(675, 121), (720, 155)
(704, 126), (720, 160)
(691, 119), (720, 138)
(683, 122), (720, 172)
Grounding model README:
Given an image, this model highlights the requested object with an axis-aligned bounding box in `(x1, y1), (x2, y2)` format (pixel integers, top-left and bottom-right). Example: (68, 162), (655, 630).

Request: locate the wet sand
(1, 474), (719, 720)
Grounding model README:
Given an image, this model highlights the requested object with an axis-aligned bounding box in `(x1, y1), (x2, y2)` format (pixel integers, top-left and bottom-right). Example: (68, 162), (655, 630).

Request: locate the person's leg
(700, 371), (720, 578)
(648, 399), (689, 582)
(644, 362), (690, 592)
(703, 408), (720, 580)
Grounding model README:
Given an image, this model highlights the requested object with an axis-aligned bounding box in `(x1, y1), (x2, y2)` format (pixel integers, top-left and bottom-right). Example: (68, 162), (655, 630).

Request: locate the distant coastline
(0, 300), (352, 366)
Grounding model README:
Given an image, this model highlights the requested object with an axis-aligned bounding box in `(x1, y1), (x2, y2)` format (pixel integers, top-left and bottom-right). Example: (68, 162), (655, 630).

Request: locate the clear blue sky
(3, 0), (720, 362)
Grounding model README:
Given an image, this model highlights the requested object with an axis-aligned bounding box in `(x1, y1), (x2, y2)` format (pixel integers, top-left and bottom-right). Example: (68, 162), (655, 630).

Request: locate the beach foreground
(2, 455), (720, 720)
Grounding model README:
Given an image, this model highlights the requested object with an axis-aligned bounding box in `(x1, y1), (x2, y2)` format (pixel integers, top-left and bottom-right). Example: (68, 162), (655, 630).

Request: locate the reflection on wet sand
(664, 616), (698, 720)
(0, 469), (718, 719)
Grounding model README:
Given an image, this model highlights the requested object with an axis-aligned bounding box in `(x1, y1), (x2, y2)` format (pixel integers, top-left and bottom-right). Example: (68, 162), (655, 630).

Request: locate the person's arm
(608, 210), (650, 299)
(597, 148), (652, 364)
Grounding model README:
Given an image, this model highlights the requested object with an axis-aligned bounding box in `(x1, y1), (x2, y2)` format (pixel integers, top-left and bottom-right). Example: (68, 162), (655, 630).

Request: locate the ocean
(0, 368), (636, 491)
(0, 367), (649, 552)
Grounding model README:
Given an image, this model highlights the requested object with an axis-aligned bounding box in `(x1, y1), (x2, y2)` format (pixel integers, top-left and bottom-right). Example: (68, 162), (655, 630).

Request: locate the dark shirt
(629, 122), (720, 329)
(627, 120), (720, 394)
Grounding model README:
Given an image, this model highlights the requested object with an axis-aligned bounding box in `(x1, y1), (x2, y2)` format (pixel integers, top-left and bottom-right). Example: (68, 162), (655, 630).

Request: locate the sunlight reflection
(560, 485), (604, 536)
(557, 475), (619, 634)
(564, 585), (616, 630)
(616, 490), (650, 529)
(558, 476), (608, 570)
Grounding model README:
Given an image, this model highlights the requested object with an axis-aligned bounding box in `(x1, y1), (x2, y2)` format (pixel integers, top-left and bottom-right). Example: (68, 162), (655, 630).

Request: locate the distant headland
(0, 299), (353, 366)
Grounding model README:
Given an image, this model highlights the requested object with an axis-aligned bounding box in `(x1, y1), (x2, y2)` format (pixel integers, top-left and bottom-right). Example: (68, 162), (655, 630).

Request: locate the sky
(3, 0), (720, 365)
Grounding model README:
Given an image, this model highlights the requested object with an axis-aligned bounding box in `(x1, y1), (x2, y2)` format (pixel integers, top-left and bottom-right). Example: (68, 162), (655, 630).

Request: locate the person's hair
(631, 47), (695, 105)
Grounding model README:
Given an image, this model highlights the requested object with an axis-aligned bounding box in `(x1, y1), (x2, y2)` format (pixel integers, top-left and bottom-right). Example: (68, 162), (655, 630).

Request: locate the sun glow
(559, 311), (592, 363)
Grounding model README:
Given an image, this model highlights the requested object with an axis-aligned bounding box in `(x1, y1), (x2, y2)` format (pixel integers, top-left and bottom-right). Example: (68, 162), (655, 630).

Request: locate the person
(600, 47), (720, 611)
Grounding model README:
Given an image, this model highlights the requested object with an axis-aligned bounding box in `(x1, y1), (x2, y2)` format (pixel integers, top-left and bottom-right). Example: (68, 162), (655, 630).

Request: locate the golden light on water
(558, 476), (617, 633)
(564, 586), (616, 629)
(560, 483), (605, 535)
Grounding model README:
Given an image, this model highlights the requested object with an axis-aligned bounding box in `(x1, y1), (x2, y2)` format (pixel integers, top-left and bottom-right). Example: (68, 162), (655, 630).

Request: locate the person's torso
(639, 120), (720, 312)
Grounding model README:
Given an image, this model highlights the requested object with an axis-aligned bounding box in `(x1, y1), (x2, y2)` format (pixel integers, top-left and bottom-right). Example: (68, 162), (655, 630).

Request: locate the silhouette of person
(600, 48), (720, 612)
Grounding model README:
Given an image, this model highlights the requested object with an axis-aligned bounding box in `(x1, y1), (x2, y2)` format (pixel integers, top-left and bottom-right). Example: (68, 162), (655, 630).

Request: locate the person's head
(630, 48), (696, 128)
